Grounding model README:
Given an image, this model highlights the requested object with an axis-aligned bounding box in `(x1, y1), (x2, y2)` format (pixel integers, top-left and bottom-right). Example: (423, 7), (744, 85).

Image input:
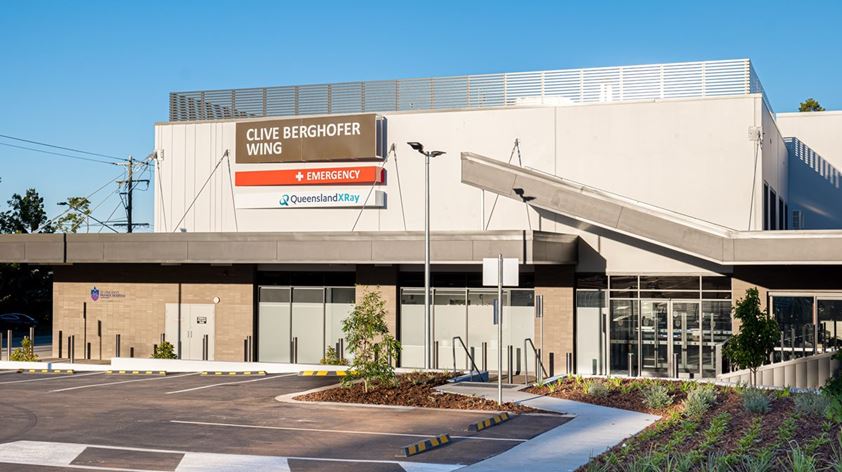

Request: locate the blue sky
(1, 0), (840, 230)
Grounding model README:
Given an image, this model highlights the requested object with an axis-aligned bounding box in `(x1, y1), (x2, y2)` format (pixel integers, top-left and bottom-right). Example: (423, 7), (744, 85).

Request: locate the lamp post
(407, 142), (445, 369)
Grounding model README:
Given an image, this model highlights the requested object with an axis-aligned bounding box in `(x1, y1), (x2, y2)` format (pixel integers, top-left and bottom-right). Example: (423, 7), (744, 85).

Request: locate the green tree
(799, 98), (825, 112)
(151, 341), (178, 359)
(54, 196), (91, 233)
(723, 288), (780, 386)
(0, 188), (53, 234)
(341, 288), (400, 392)
(0, 188), (54, 326)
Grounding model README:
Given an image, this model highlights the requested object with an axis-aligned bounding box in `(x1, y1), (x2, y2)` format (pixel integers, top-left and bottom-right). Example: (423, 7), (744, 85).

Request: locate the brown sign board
(235, 114), (381, 163)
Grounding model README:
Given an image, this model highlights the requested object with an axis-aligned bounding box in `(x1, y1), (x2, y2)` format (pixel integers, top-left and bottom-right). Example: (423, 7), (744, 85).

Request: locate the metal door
(164, 304), (215, 360)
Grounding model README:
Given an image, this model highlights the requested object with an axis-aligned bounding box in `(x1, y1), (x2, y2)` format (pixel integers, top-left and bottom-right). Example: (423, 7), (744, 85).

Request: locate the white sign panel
(482, 258), (519, 287)
(235, 190), (386, 209)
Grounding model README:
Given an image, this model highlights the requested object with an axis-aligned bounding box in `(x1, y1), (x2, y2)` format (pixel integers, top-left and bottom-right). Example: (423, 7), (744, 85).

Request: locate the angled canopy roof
(461, 151), (842, 265)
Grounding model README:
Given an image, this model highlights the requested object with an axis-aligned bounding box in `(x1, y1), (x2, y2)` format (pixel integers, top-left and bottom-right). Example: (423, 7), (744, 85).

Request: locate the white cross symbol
(295, 171), (304, 182)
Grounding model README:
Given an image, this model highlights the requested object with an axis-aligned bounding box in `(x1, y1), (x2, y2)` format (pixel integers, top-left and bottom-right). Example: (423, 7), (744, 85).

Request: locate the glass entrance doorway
(638, 300), (702, 377)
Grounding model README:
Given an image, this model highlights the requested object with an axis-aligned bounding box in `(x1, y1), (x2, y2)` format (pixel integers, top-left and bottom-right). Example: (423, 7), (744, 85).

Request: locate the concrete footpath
(437, 384), (659, 472)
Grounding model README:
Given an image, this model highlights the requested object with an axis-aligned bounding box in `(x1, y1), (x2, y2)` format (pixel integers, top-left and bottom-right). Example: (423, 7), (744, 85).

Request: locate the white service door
(164, 304), (216, 360)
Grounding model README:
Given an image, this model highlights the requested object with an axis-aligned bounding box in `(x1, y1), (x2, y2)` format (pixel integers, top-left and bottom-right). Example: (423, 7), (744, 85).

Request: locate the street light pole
(424, 150), (431, 369)
(408, 142), (445, 370)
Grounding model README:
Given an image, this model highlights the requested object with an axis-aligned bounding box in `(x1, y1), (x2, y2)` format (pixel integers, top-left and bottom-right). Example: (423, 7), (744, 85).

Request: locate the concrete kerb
(276, 382), (518, 415)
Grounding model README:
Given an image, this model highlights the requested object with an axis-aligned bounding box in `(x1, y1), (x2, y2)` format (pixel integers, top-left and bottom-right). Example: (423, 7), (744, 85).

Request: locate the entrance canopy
(461, 152), (842, 265)
(0, 230), (576, 265)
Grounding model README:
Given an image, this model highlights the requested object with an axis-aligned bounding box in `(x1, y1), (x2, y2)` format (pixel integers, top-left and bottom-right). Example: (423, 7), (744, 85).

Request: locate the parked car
(0, 313), (38, 333)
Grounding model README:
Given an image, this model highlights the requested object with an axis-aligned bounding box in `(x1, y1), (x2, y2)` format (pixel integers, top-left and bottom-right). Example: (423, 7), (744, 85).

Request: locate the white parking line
(169, 419), (527, 442)
(50, 373), (197, 392)
(165, 373), (296, 395)
(0, 372), (103, 385)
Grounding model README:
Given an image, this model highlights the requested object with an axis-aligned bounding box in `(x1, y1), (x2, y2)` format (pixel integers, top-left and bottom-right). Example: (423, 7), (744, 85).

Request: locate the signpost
(483, 255), (519, 405)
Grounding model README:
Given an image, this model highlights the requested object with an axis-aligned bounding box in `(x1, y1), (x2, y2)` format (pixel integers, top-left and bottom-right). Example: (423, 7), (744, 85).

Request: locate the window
(763, 183), (769, 230)
(778, 198), (785, 230)
(769, 188), (777, 231)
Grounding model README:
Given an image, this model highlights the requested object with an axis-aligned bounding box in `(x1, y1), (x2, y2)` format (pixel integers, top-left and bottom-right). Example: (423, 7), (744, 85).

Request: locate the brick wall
(52, 264), (254, 361)
(534, 265), (575, 375)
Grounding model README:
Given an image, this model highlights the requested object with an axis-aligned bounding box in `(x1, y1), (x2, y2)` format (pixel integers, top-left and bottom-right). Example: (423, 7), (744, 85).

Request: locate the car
(0, 313), (38, 333)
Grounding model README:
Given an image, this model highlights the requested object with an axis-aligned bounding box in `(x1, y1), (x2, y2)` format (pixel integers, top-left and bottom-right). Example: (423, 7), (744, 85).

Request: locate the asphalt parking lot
(0, 369), (569, 471)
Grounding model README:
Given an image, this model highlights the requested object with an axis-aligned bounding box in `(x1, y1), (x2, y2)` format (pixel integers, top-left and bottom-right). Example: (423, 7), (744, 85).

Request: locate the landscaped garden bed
(528, 376), (841, 471)
(295, 371), (537, 412)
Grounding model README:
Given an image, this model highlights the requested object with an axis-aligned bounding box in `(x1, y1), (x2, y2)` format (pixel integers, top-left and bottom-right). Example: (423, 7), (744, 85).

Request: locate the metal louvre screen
(170, 59), (767, 121)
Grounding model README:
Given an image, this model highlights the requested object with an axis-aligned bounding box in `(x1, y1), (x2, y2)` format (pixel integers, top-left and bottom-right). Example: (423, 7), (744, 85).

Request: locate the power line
(0, 141), (119, 166)
(0, 133), (124, 161)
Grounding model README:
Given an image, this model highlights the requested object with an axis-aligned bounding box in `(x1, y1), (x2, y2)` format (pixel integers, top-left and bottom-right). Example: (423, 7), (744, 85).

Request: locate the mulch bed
(527, 376), (841, 471)
(295, 372), (537, 413)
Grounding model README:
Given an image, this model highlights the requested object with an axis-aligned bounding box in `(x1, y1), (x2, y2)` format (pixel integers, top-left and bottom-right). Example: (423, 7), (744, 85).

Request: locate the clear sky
(1, 0), (840, 231)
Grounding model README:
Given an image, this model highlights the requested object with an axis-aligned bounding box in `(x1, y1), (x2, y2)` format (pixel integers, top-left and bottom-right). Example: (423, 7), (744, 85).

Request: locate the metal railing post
(549, 352), (555, 377)
(507, 345), (513, 383)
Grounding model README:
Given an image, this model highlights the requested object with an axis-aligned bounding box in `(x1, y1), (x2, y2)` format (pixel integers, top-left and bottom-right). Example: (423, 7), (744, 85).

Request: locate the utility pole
(127, 154), (134, 233)
(116, 154), (150, 233)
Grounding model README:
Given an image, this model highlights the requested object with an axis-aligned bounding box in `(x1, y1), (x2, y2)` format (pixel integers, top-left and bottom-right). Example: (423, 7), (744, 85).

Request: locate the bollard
(339, 338), (345, 362)
(780, 331), (785, 363)
(67, 335), (72, 361)
(515, 348), (521, 376)
(58, 330), (63, 358)
(203, 335), (209, 361)
(29, 326), (35, 351)
(335, 341), (340, 360)
(482, 342), (488, 371)
(507, 345), (513, 383)
(673, 353), (679, 378)
(248, 336), (253, 362)
(791, 326), (796, 359)
(627, 352), (634, 377)
(6, 329), (11, 360)
(153, 344), (158, 356)
(69, 335), (75, 364)
(549, 352), (555, 377)
(293, 337), (299, 364)
(470, 346), (475, 370)
(116, 334), (121, 358)
(0, 331), (3, 361)
(565, 352), (572, 375)
(244, 338), (249, 362)
(130, 347), (134, 358)
(434, 341), (439, 369)
(86, 342), (91, 360)
(593, 358), (598, 376)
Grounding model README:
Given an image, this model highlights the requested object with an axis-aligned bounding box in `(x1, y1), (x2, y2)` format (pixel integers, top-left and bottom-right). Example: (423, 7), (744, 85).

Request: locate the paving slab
(436, 384), (659, 472)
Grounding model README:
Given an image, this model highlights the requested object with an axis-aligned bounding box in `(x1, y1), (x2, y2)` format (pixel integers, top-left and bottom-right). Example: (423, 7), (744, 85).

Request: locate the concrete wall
(786, 138), (842, 229)
(777, 111), (842, 171)
(156, 95), (769, 275)
(761, 101), (790, 230)
(52, 265), (254, 361)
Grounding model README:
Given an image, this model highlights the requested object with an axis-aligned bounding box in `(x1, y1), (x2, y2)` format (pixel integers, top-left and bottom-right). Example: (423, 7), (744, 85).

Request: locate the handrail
(452, 336), (482, 381)
(524, 338), (548, 385)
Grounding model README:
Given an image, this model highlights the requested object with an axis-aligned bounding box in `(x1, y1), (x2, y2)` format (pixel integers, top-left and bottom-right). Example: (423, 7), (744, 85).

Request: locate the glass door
(671, 301), (700, 377)
(640, 300), (669, 376)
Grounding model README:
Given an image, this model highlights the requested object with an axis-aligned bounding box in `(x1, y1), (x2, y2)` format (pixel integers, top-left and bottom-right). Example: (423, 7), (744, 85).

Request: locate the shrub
(794, 393), (829, 418)
(586, 381), (609, 398)
(742, 388), (771, 414)
(9, 336), (39, 362)
(723, 288), (779, 386)
(341, 289), (400, 392)
(319, 346), (348, 365)
(780, 441), (819, 472)
(684, 384), (716, 417)
(151, 340), (177, 359)
(823, 351), (842, 422)
(546, 380), (563, 394)
(641, 382), (673, 410)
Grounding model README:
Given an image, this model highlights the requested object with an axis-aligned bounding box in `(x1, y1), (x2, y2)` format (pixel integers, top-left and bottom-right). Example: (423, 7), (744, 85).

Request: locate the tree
(723, 288), (780, 386)
(799, 98), (825, 112)
(0, 188), (53, 234)
(54, 196), (91, 233)
(341, 289), (400, 392)
(0, 188), (54, 326)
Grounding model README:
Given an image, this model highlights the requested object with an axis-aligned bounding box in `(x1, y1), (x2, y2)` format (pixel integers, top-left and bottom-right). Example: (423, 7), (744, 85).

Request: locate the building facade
(5, 58), (842, 381)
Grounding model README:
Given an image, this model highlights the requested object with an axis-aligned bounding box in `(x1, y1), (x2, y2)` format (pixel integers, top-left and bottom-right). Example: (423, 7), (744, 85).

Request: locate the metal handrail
(524, 338), (548, 384)
(452, 336), (482, 381)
